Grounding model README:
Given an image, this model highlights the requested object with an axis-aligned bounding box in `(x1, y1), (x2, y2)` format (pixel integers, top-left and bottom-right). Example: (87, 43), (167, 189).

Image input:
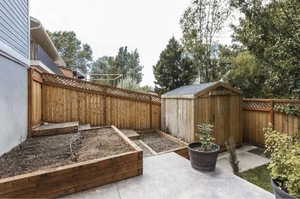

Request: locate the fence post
(27, 68), (33, 137)
(270, 99), (275, 128)
(104, 88), (107, 125)
(150, 95), (152, 129)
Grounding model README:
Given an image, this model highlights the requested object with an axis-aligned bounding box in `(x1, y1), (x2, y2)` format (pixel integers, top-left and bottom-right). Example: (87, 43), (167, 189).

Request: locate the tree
(90, 56), (117, 86)
(48, 31), (93, 74)
(153, 37), (197, 93)
(180, 0), (232, 82)
(231, 0), (300, 98)
(224, 51), (267, 98)
(114, 47), (143, 84)
(91, 47), (143, 86)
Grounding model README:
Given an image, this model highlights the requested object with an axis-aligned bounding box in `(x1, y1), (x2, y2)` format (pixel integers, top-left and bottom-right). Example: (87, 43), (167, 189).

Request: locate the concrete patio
(63, 152), (273, 199)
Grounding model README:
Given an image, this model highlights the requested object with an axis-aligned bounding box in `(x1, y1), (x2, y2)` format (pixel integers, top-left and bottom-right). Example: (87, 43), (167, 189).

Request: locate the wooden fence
(243, 99), (300, 146)
(28, 68), (161, 136)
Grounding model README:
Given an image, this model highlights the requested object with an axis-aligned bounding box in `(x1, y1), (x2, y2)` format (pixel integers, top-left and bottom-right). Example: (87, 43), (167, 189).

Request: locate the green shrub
(274, 104), (300, 116)
(197, 123), (216, 151)
(264, 126), (300, 197)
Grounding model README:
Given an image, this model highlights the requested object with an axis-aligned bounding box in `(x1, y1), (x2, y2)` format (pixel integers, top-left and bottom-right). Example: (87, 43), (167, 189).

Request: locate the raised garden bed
(0, 125), (142, 198)
(138, 130), (189, 159)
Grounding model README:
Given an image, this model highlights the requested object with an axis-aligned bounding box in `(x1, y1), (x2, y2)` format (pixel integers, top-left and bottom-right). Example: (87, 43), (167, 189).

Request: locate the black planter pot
(188, 142), (220, 172)
(271, 179), (298, 199)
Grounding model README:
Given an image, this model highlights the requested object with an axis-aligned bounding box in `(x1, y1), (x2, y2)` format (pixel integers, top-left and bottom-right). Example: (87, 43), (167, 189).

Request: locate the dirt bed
(140, 132), (182, 153)
(0, 128), (132, 179)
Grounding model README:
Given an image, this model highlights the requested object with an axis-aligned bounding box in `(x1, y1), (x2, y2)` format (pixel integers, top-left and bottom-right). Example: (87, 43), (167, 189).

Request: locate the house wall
(0, 56), (28, 155)
(0, 0), (29, 155)
(0, 0), (29, 64)
(60, 67), (74, 78)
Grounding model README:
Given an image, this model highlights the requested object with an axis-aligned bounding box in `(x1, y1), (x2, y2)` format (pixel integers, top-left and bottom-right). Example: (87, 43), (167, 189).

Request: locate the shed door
(196, 90), (241, 147)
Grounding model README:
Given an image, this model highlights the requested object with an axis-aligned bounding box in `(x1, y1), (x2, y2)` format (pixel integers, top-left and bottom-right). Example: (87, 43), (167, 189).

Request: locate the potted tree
(264, 126), (300, 199)
(188, 123), (220, 171)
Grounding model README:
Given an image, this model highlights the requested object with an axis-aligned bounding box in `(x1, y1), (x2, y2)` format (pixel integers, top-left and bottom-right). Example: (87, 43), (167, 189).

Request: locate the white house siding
(0, 0), (29, 155)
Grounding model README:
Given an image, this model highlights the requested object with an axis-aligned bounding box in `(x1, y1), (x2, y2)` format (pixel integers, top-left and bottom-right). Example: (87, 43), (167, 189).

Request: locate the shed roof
(162, 81), (240, 99)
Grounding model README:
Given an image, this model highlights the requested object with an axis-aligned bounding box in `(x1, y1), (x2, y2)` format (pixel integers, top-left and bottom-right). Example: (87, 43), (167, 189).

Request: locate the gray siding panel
(0, 0), (29, 59)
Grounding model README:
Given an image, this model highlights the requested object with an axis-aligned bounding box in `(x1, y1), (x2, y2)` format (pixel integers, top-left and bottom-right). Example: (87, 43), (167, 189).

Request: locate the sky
(30, 0), (235, 86)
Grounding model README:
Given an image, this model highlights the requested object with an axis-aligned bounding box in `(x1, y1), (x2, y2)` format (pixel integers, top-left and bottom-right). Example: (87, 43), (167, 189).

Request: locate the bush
(197, 123), (216, 151)
(264, 126), (300, 197)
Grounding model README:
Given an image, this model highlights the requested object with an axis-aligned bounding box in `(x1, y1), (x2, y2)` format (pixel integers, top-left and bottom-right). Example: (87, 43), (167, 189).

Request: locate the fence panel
(29, 69), (161, 134)
(243, 99), (300, 146)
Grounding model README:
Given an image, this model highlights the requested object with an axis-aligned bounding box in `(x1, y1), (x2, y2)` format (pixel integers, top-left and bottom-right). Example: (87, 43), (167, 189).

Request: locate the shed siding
(162, 84), (242, 148)
(195, 94), (242, 147)
(0, 0), (29, 59)
(164, 98), (194, 142)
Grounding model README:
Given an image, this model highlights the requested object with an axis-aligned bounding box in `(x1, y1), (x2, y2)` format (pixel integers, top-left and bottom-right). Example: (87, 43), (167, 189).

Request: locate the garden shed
(161, 81), (243, 148)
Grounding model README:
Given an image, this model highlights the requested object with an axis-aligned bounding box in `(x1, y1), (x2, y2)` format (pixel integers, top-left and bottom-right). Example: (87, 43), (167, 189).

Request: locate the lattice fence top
(243, 100), (272, 111)
(42, 73), (161, 104)
(243, 99), (300, 112)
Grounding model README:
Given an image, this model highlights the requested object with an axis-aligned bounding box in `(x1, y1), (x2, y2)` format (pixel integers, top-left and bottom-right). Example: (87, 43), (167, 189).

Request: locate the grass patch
(239, 164), (273, 193)
(248, 147), (271, 158)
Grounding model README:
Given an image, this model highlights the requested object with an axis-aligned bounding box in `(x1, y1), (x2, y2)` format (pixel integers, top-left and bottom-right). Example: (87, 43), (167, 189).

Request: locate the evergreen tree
(91, 47), (143, 86)
(114, 47), (143, 84)
(153, 37), (197, 93)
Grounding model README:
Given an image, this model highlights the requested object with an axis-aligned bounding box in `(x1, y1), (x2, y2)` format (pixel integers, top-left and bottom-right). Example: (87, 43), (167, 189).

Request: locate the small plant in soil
(188, 123), (220, 171)
(196, 123), (216, 151)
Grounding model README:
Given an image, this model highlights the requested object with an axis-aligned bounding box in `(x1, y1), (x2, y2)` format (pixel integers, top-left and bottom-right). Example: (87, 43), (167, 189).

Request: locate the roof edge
(196, 81), (241, 97)
(161, 81), (241, 99)
(161, 95), (195, 99)
(30, 17), (66, 67)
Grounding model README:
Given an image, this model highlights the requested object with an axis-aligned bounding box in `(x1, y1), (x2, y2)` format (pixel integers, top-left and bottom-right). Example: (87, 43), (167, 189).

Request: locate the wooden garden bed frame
(0, 126), (143, 198)
(155, 130), (190, 159)
(138, 130), (189, 159)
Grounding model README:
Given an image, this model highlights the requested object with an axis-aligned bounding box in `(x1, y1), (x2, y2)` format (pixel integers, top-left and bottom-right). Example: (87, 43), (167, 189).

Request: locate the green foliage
(264, 126), (300, 197)
(47, 31), (93, 74)
(225, 51), (267, 97)
(231, 0), (300, 98)
(117, 77), (152, 92)
(153, 37), (197, 93)
(180, 0), (232, 82)
(274, 104), (300, 116)
(197, 123), (216, 151)
(91, 47), (143, 86)
(114, 47), (143, 84)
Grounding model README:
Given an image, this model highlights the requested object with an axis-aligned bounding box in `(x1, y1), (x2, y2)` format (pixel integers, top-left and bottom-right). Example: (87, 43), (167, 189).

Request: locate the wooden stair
(32, 122), (79, 137)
